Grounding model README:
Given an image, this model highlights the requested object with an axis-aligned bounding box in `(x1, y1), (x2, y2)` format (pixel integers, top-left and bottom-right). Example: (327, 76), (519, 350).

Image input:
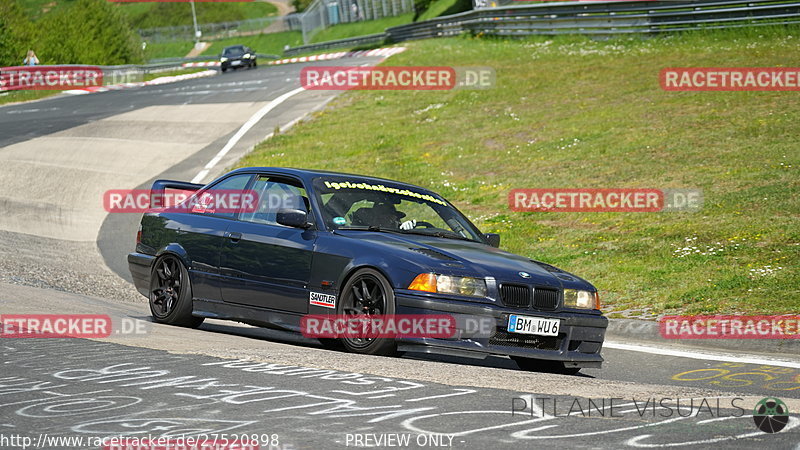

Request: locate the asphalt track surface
(0, 57), (799, 449)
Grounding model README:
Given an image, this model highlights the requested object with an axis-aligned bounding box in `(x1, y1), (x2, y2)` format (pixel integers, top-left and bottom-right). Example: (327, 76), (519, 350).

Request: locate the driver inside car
(356, 202), (417, 230)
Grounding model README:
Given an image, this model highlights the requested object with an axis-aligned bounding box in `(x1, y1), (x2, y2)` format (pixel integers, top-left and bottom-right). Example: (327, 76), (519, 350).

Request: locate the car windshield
(312, 177), (484, 243)
(223, 46), (245, 56)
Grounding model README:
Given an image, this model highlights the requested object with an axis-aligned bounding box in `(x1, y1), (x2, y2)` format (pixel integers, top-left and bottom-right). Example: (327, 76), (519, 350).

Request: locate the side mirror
(276, 209), (311, 229)
(484, 233), (500, 248)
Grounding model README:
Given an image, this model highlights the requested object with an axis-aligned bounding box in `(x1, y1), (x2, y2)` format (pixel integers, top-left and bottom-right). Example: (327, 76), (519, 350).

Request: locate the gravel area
(0, 230), (144, 303)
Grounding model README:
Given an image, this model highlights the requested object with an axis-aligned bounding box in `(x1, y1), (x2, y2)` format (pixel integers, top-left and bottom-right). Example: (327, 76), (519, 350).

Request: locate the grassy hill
(19, 0), (278, 28)
(238, 29), (800, 317)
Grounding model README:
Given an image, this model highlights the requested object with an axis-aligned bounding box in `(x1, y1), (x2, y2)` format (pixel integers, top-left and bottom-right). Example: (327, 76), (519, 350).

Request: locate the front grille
(533, 287), (559, 310)
(500, 284), (531, 308)
(490, 331), (562, 351)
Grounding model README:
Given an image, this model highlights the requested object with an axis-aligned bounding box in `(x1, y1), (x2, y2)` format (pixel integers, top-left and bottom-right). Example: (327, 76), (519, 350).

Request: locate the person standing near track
(23, 50), (39, 66)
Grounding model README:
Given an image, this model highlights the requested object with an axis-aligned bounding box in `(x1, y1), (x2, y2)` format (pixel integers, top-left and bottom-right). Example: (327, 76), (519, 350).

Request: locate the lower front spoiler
(395, 292), (607, 369)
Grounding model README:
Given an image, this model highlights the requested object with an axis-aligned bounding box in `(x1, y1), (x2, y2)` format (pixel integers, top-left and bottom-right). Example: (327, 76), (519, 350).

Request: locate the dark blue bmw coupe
(128, 167), (606, 374)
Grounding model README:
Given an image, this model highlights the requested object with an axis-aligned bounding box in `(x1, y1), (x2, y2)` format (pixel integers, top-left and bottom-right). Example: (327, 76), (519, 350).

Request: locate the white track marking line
(604, 340), (800, 368)
(192, 62), (383, 184)
(191, 86), (305, 184)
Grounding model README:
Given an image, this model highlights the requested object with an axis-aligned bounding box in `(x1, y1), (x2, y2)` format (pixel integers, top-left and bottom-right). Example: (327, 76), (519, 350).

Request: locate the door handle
(226, 231), (242, 243)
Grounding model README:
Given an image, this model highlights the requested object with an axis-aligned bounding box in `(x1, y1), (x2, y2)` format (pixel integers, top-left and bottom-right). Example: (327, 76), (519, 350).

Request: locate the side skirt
(192, 298), (305, 333)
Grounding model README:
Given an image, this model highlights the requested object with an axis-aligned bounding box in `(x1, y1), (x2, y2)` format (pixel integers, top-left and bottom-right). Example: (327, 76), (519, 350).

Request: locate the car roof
(223, 45), (246, 51)
(224, 167), (441, 196)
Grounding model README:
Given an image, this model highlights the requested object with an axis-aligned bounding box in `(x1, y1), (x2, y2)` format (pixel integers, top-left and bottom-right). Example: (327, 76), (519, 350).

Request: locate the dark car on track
(220, 45), (257, 72)
(128, 168), (606, 374)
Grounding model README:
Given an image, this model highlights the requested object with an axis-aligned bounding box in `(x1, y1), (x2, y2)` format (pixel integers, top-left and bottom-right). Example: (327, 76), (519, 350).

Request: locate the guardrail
(148, 53), (280, 65)
(283, 0), (800, 55)
(284, 33), (388, 56)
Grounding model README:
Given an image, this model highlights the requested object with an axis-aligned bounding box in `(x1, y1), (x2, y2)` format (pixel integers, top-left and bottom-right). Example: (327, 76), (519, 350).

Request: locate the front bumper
(221, 58), (252, 69)
(128, 252), (155, 298)
(395, 292), (607, 368)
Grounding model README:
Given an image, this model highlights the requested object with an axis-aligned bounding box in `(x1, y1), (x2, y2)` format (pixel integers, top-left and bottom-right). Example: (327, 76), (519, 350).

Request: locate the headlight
(220, 57), (228, 62)
(563, 289), (599, 309)
(244, 54), (251, 58)
(408, 273), (487, 298)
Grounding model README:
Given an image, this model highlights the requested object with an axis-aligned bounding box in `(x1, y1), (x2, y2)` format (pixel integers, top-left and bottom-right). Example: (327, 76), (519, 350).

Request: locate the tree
(0, 0), (36, 67)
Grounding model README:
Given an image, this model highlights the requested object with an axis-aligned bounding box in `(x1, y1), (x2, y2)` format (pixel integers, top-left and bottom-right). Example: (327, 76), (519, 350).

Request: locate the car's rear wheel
(337, 268), (397, 356)
(512, 356), (581, 375)
(149, 255), (204, 328)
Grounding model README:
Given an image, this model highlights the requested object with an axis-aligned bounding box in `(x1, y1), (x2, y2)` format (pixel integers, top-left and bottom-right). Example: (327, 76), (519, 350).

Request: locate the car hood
(338, 231), (593, 290)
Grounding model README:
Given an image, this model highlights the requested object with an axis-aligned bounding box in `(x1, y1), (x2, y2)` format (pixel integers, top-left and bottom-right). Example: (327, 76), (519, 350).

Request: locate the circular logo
(753, 397), (789, 433)
(518, 271), (531, 279)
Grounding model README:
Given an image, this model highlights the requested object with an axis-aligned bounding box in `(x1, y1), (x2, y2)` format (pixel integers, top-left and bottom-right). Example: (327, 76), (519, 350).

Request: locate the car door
(219, 175), (316, 313)
(159, 173), (254, 302)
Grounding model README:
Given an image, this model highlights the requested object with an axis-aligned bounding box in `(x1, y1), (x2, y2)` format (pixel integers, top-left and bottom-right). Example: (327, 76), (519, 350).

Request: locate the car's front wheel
(337, 268), (397, 356)
(149, 255), (204, 328)
(512, 356), (581, 375)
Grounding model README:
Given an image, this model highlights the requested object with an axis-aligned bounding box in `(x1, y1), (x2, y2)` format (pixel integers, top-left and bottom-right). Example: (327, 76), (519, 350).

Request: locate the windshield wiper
(400, 228), (474, 242)
(338, 226), (474, 242)
(337, 225), (403, 234)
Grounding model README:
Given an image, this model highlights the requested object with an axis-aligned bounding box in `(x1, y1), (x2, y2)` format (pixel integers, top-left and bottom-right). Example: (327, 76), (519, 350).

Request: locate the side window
(240, 176), (311, 226)
(193, 174), (252, 219)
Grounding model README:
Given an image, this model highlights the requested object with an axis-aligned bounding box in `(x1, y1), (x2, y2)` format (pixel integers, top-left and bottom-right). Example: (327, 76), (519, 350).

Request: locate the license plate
(507, 315), (560, 336)
(232, 60), (241, 66)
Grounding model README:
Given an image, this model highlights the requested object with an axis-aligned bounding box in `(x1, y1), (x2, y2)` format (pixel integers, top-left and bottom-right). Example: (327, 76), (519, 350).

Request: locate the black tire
(512, 356), (581, 375)
(252, 60), (257, 68)
(149, 255), (204, 328)
(221, 67), (227, 73)
(337, 268), (397, 356)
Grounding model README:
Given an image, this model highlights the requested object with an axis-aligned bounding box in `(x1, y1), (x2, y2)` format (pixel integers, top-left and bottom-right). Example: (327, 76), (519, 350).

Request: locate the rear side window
(194, 174), (252, 219)
(239, 176), (312, 226)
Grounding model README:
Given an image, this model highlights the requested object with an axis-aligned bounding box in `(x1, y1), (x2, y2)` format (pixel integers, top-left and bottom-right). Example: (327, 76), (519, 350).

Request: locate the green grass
(19, 0), (277, 28)
(0, 90), (59, 106)
(238, 28), (800, 316)
(143, 31), (305, 61)
(203, 31), (303, 58)
(144, 41), (195, 60)
(417, 0), (470, 21)
(18, 0), (68, 19)
(119, 2), (278, 29)
(309, 13), (414, 43)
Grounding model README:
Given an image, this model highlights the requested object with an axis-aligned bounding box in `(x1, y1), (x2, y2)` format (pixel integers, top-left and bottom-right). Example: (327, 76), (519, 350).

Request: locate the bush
(37, 0), (143, 65)
(0, 0), (144, 67)
(0, 0), (37, 66)
(292, 0), (315, 13)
